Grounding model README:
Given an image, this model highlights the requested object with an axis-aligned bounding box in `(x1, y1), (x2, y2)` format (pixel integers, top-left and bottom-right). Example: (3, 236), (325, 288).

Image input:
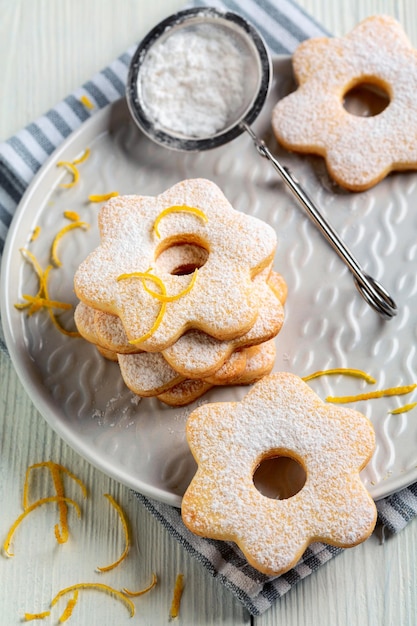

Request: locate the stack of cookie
(73, 179), (286, 406)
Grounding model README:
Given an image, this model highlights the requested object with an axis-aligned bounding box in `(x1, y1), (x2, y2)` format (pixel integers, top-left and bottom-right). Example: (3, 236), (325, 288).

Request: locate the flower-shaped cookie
(75, 271), (286, 374)
(182, 372), (377, 576)
(272, 15), (417, 191)
(74, 179), (277, 351)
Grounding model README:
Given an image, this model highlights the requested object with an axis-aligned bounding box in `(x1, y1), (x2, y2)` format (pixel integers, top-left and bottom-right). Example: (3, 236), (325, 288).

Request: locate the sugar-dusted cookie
(182, 372), (377, 576)
(163, 272), (285, 378)
(76, 271), (285, 378)
(202, 349), (247, 385)
(74, 303), (119, 361)
(157, 341), (278, 407)
(272, 15), (417, 191)
(74, 301), (99, 346)
(118, 351), (185, 397)
(229, 339), (276, 385)
(96, 345), (118, 362)
(94, 309), (142, 355)
(74, 178), (277, 350)
(157, 379), (213, 407)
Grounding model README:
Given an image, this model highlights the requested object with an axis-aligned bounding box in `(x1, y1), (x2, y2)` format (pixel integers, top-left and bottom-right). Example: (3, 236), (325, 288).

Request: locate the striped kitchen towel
(0, 0), (416, 616)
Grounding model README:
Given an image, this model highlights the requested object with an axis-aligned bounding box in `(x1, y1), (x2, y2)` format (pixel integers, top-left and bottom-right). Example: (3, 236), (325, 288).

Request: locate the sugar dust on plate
(138, 25), (246, 138)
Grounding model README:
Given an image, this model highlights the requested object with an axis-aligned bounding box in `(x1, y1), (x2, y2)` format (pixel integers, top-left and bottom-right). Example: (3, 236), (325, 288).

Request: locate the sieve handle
(242, 123), (397, 320)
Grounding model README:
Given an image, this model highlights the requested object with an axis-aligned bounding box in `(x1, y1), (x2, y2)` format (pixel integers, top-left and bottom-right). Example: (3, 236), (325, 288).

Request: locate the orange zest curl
(3, 496), (81, 557)
(56, 161), (80, 188)
(88, 191), (119, 202)
(51, 221), (89, 267)
(96, 494), (130, 572)
(326, 383), (417, 404)
(389, 402), (417, 415)
(302, 367), (376, 384)
(51, 583), (135, 618)
(117, 271), (167, 344)
(169, 574), (185, 619)
(122, 572), (158, 597)
(153, 205), (208, 238)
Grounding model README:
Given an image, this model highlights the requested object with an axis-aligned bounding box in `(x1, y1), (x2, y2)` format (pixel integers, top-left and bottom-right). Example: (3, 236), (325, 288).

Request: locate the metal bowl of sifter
(126, 7), (271, 151)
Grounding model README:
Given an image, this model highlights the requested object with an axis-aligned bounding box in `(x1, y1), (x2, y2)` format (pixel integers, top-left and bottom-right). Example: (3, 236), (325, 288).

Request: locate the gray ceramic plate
(2, 58), (417, 506)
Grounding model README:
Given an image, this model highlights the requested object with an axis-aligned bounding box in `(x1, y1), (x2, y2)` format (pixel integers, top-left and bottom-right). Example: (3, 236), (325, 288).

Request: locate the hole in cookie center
(253, 455), (306, 500)
(155, 240), (209, 276)
(343, 79), (390, 117)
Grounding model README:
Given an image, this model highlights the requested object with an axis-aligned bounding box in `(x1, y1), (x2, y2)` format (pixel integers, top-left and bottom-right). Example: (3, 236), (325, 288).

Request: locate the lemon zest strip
(58, 590), (79, 623)
(21, 462), (86, 546)
(14, 249), (49, 313)
(42, 266), (80, 337)
(88, 191), (119, 202)
(23, 461), (87, 510)
(153, 205), (208, 238)
(51, 221), (89, 267)
(302, 368), (376, 384)
(19, 247), (44, 284)
(3, 496), (81, 557)
(32, 266), (78, 336)
(30, 226), (41, 242)
(24, 611), (51, 621)
(326, 383), (417, 404)
(122, 572), (158, 597)
(389, 402), (417, 415)
(64, 210), (81, 222)
(50, 583), (135, 618)
(96, 494), (130, 572)
(141, 269), (198, 302)
(56, 161), (80, 188)
(46, 309), (80, 338)
(169, 573), (184, 619)
(72, 147), (91, 164)
(20, 294), (72, 312)
(79, 95), (95, 110)
(16, 250), (79, 336)
(117, 271), (167, 344)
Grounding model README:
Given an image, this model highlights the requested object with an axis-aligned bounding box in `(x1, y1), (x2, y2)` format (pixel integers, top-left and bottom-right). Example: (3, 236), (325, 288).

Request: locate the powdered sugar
(139, 25), (246, 138)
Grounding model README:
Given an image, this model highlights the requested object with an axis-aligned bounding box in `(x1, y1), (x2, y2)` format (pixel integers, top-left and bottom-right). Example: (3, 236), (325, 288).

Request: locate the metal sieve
(126, 7), (397, 320)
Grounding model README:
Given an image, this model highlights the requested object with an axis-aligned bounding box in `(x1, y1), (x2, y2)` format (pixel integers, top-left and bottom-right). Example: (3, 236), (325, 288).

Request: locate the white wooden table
(1, 1), (417, 624)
